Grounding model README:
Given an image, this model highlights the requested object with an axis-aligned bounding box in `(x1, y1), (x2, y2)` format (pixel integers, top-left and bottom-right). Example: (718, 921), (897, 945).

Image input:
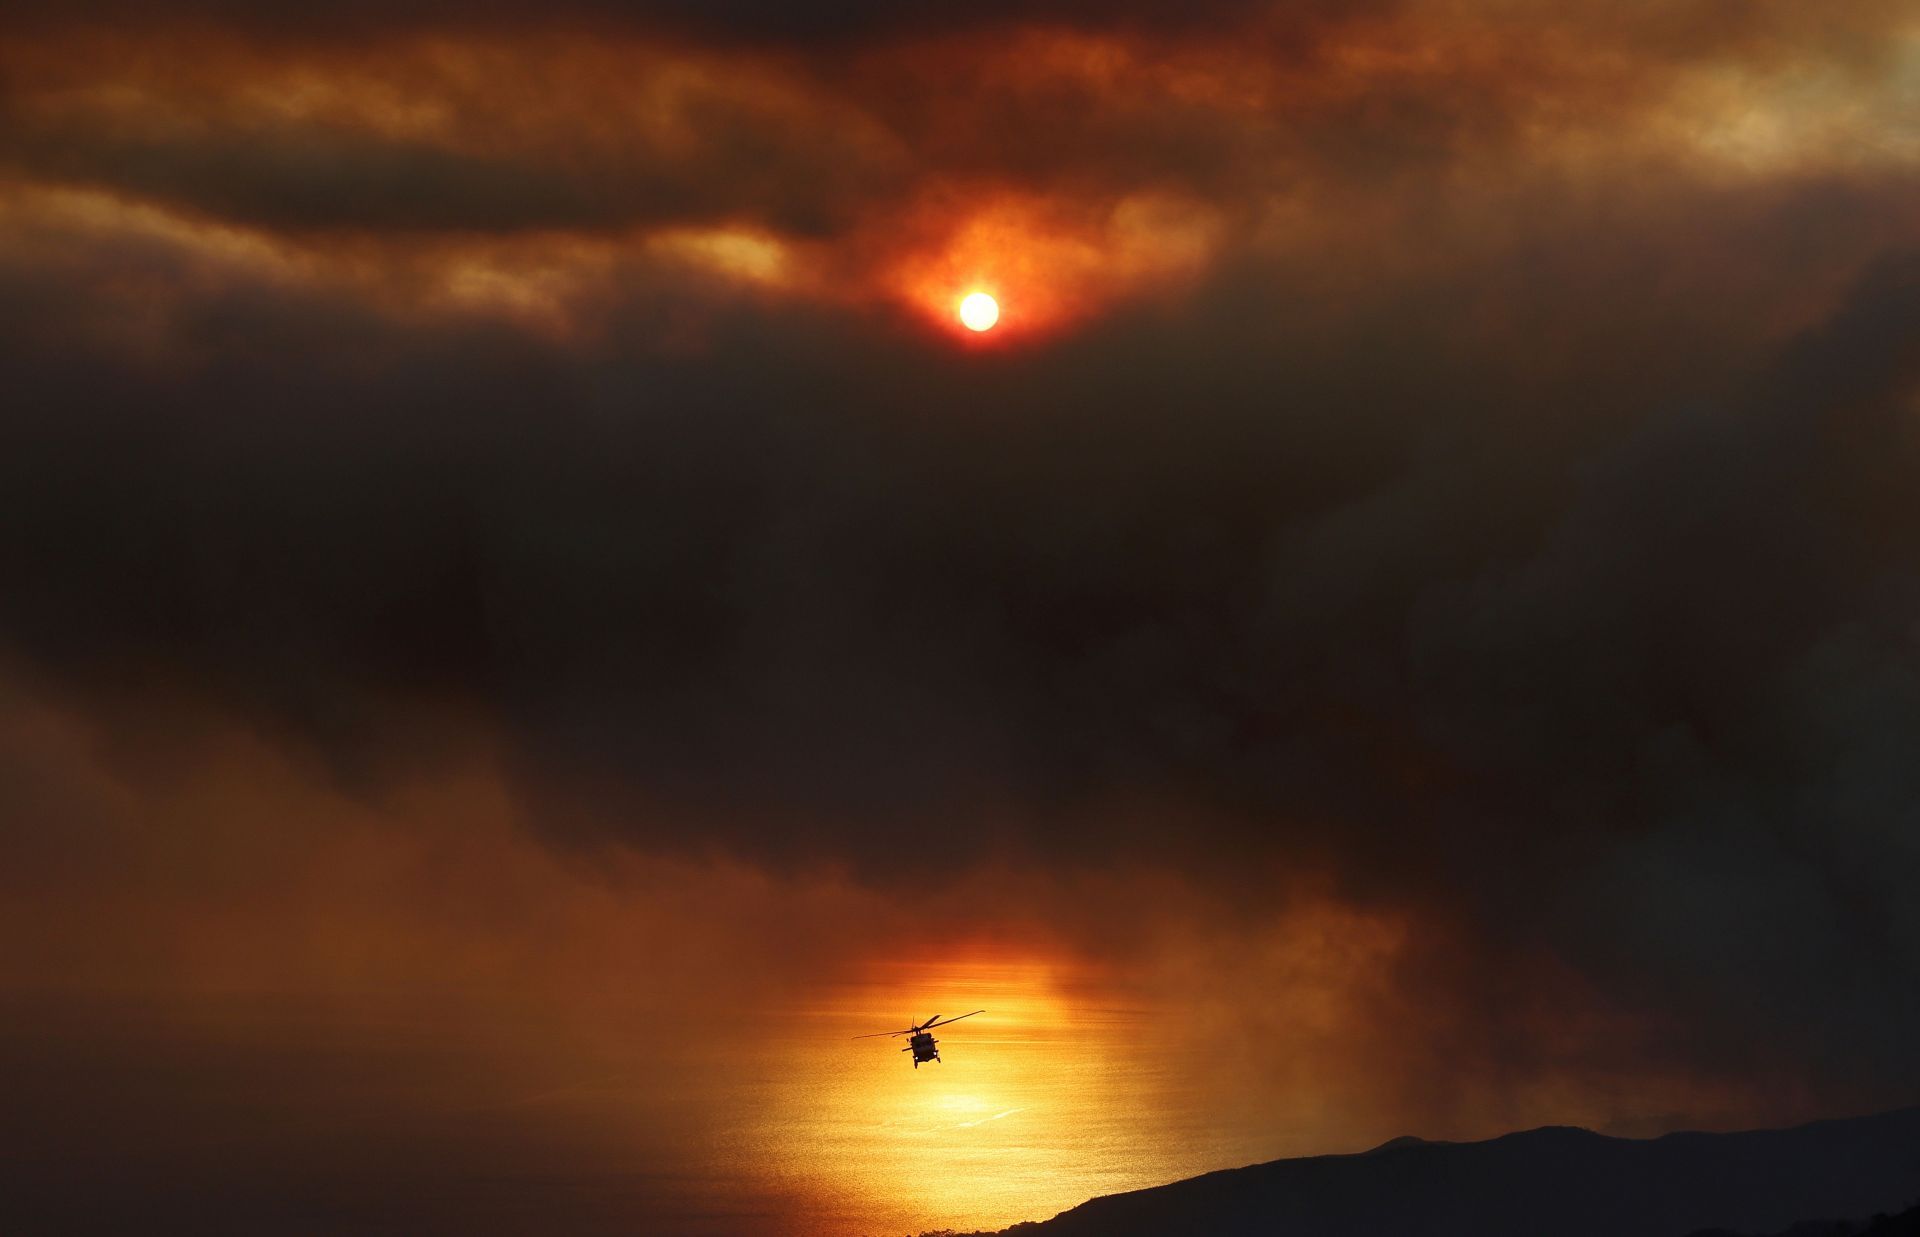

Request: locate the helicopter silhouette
(854, 1010), (984, 1068)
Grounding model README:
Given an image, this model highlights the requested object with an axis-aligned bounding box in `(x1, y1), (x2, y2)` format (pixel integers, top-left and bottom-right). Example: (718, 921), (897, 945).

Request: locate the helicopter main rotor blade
(854, 1009), (984, 1038)
(923, 1010), (984, 1029)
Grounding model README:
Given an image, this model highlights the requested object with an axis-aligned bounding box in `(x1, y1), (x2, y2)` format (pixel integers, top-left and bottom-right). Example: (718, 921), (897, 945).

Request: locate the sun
(958, 291), (999, 332)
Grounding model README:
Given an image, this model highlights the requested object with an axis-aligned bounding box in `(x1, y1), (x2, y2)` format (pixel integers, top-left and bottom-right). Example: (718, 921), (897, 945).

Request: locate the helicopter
(854, 1010), (984, 1068)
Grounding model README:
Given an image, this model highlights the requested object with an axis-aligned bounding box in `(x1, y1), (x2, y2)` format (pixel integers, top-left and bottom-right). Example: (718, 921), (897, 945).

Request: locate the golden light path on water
(719, 954), (1266, 1236)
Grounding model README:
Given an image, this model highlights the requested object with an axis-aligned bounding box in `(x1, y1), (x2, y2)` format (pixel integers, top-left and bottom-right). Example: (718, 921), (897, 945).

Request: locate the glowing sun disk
(959, 291), (999, 332)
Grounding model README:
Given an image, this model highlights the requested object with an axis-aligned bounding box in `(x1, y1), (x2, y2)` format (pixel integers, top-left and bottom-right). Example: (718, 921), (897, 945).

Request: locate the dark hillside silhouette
(1687, 1200), (1920, 1237)
(983, 1108), (1920, 1237)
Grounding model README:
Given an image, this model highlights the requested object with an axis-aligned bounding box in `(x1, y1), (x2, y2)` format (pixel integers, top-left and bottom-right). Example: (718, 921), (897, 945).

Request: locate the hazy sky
(2, 2), (1918, 1233)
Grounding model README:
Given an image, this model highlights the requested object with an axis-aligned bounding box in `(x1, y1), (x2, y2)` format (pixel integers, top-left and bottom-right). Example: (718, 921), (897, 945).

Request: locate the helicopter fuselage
(904, 1031), (940, 1066)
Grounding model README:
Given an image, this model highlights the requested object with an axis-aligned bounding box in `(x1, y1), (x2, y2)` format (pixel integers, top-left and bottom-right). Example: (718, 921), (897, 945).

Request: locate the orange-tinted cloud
(3, 5), (1914, 338)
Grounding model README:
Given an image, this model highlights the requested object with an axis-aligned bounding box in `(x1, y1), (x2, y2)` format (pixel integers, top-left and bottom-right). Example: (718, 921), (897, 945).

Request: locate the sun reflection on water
(728, 952), (1195, 1236)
